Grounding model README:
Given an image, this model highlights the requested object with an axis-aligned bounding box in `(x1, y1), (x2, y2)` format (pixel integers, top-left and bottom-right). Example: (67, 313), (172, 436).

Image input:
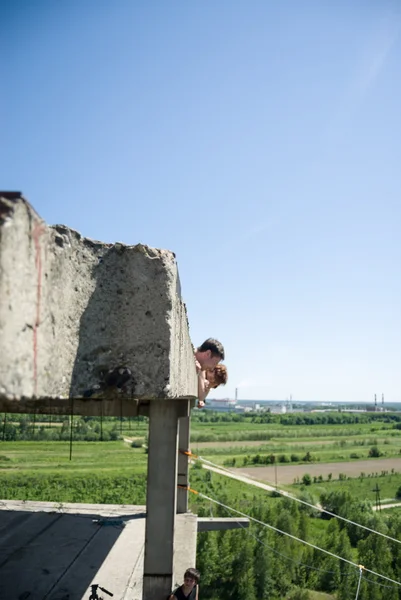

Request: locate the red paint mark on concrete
(32, 221), (46, 395)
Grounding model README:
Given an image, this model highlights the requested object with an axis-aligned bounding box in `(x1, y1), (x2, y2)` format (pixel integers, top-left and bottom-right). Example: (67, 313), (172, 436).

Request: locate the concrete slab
(0, 501), (197, 600)
(197, 517), (249, 531)
(0, 194), (197, 412)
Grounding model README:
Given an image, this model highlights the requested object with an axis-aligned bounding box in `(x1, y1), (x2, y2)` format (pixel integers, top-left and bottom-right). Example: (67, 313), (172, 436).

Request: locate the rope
(355, 566), (364, 600)
(183, 485), (401, 588)
(177, 484), (199, 495)
(195, 487), (399, 592)
(216, 499), (356, 577)
(183, 450), (401, 547)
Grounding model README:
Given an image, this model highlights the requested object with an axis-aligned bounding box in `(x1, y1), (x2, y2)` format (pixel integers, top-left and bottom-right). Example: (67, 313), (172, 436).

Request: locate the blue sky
(2, 1), (400, 402)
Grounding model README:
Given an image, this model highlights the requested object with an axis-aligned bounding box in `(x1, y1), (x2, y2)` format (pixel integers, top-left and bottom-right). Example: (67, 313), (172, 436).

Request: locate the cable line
(185, 451), (401, 547)
(183, 485), (401, 589)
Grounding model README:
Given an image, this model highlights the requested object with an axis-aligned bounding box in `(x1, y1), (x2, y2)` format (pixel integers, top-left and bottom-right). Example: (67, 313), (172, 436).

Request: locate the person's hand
(197, 400), (205, 409)
(195, 359), (202, 374)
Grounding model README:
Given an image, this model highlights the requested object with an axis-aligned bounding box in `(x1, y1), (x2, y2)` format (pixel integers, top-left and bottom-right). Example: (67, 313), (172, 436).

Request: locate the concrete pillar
(177, 402), (191, 514)
(143, 399), (180, 600)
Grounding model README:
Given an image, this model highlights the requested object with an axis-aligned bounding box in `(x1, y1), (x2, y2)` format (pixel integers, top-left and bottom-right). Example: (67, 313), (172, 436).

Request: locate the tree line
(191, 468), (401, 600)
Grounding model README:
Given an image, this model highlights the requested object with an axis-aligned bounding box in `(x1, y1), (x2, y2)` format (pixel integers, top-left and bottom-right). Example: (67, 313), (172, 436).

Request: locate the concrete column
(143, 399), (180, 600)
(177, 402), (191, 514)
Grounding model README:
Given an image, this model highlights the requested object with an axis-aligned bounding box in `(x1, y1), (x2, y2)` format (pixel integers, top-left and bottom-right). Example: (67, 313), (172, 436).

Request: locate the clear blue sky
(2, 1), (401, 402)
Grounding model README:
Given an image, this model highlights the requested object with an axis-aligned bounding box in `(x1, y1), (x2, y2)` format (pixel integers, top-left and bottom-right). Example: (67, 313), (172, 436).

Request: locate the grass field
(2, 413), (399, 600)
(1, 413), (401, 509)
(0, 441), (148, 504)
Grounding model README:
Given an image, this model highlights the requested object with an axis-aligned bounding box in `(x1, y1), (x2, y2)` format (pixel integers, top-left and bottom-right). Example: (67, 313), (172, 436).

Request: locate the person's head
(206, 364), (228, 389)
(196, 338), (225, 370)
(183, 568), (200, 589)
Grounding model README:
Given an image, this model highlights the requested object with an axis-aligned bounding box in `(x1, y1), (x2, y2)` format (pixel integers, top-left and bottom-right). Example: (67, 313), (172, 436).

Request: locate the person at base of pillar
(197, 363), (228, 408)
(169, 568), (200, 600)
(194, 338), (225, 407)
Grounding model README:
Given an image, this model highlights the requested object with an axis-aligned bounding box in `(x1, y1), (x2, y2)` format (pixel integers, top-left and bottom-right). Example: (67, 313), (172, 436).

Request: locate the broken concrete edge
(1, 194), (176, 258)
(0, 194), (198, 403)
(0, 191), (176, 258)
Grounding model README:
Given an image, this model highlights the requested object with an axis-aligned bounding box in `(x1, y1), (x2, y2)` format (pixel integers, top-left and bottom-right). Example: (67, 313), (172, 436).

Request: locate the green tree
(336, 530), (356, 600)
(230, 531), (256, 600)
(196, 531), (219, 597)
(318, 520), (341, 593)
(253, 527), (275, 600)
(212, 530), (234, 600)
(272, 536), (295, 597)
(287, 588), (310, 600)
(357, 534), (398, 600)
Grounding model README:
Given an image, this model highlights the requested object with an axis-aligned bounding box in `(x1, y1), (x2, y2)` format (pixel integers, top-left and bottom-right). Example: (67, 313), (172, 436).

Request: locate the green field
(1, 412), (401, 599)
(2, 412), (401, 505)
(0, 441), (148, 504)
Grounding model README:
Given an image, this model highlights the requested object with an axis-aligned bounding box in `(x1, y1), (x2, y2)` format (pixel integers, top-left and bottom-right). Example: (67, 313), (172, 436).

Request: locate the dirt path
(375, 502), (401, 510)
(192, 439), (335, 449)
(237, 457), (401, 485)
(199, 462), (281, 494)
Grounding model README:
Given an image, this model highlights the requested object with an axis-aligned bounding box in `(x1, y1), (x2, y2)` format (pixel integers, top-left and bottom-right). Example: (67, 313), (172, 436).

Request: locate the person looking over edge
(169, 568), (200, 600)
(196, 364), (228, 408)
(195, 338), (225, 371)
(194, 338), (225, 407)
(206, 364), (228, 393)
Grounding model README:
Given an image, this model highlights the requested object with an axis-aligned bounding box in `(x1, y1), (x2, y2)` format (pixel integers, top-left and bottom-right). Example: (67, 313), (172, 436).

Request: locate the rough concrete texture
(0, 501), (197, 600)
(0, 194), (197, 402)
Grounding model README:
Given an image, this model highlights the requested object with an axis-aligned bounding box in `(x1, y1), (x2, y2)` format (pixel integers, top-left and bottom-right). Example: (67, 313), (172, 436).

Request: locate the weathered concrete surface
(0, 194), (197, 406)
(197, 517), (249, 531)
(0, 501), (197, 600)
(143, 399), (180, 600)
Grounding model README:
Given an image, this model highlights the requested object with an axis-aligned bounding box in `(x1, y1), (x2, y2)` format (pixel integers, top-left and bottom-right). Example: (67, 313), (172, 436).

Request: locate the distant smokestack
(382, 393), (384, 405)
(374, 394), (377, 408)
(235, 387), (238, 402)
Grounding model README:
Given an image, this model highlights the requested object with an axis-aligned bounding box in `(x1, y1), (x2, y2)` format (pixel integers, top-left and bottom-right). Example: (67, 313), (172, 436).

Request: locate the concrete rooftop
(0, 501), (197, 600)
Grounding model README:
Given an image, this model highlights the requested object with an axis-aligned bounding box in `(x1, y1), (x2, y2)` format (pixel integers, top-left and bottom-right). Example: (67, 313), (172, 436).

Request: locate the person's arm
(196, 585), (199, 600)
(197, 370), (209, 406)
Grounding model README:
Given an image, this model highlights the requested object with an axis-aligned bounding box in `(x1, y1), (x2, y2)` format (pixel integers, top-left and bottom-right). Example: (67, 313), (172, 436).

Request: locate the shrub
(131, 439), (145, 448)
(287, 587), (310, 600)
(302, 474), (312, 486)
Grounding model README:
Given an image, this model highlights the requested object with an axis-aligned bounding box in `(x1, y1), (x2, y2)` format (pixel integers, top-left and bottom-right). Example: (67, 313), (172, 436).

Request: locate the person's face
(202, 351), (220, 370)
(184, 576), (196, 590)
